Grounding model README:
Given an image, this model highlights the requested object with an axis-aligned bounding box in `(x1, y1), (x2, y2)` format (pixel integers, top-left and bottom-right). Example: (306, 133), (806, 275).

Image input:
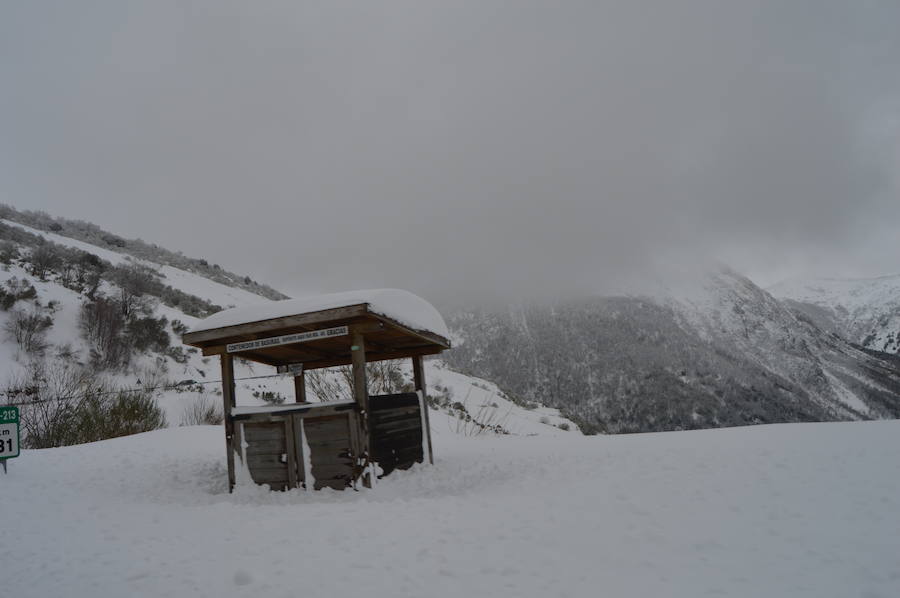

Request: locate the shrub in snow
(180, 393), (224, 426)
(72, 389), (167, 443)
(80, 296), (131, 369)
(5, 306), (53, 355)
(170, 319), (189, 336)
(126, 315), (170, 353)
(252, 390), (286, 405)
(306, 360), (408, 402)
(6, 361), (167, 448)
(28, 243), (62, 281)
(0, 240), (19, 265)
(0, 277), (38, 310)
(166, 346), (190, 364)
(110, 264), (159, 317)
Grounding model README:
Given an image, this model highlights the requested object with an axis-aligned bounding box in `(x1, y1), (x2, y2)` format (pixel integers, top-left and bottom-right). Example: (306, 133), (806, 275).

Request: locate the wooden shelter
(182, 289), (451, 491)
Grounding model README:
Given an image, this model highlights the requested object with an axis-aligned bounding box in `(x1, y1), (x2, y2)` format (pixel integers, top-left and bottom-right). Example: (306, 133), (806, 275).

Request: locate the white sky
(2, 1), (898, 306)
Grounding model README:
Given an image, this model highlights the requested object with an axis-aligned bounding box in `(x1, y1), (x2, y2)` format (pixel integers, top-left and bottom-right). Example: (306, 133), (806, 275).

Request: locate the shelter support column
(220, 354), (240, 492)
(294, 369), (307, 403)
(412, 355), (434, 465)
(351, 329), (373, 486)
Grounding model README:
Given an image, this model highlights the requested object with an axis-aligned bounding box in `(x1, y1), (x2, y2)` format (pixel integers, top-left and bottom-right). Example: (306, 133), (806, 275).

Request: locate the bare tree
(180, 392), (224, 426)
(28, 244), (61, 281)
(305, 359), (408, 402)
(110, 263), (158, 316)
(4, 360), (167, 449)
(80, 296), (130, 369)
(4, 306), (53, 355)
(4, 361), (91, 448)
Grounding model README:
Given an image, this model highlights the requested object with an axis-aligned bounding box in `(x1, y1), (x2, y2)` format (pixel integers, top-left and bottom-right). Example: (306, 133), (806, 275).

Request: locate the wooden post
(220, 354), (239, 492)
(294, 369), (307, 403)
(284, 416), (299, 489)
(351, 329), (372, 486)
(412, 355), (434, 465)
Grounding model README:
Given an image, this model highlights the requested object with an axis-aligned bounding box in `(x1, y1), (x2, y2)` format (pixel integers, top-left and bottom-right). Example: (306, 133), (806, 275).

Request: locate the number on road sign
(0, 406), (20, 460)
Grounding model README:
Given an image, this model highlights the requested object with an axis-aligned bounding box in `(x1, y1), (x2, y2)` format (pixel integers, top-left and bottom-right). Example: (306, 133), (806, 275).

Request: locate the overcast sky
(2, 1), (898, 307)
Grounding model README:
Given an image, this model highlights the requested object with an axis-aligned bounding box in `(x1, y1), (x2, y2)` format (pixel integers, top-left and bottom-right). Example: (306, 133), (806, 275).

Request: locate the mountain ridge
(445, 268), (900, 433)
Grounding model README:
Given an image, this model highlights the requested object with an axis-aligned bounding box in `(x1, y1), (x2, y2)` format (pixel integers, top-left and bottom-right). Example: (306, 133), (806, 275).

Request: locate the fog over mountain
(445, 268), (900, 434)
(3, 1), (899, 306)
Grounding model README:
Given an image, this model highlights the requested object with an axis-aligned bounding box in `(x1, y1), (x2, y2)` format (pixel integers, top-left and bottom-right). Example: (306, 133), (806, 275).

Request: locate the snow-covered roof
(189, 288), (450, 340)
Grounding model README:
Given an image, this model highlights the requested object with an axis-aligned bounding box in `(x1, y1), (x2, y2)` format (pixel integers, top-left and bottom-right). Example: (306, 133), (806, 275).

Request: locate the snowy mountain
(769, 274), (900, 354)
(445, 268), (900, 434)
(0, 207), (575, 442)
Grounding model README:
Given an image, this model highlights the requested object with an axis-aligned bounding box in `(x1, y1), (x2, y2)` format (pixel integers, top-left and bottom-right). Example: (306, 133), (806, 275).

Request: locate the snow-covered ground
(4, 420), (900, 598)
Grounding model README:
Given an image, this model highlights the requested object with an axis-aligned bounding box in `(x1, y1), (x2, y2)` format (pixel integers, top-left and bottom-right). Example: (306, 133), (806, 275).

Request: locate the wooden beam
(369, 312), (450, 350)
(220, 354), (238, 492)
(183, 304), (369, 346)
(277, 343), (340, 360)
(412, 355), (434, 465)
(199, 321), (387, 358)
(202, 342), (330, 359)
(231, 401), (356, 423)
(300, 345), (444, 371)
(205, 349), (284, 367)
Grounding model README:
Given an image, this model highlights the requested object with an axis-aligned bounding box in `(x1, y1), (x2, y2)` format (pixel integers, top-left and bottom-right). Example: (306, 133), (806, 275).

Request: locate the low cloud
(2, 1), (898, 306)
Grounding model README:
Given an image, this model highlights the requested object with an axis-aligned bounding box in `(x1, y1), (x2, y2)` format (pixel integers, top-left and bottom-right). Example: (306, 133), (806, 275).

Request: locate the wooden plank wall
(241, 397), (426, 491)
(370, 393), (425, 476)
(243, 421), (290, 491)
(303, 414), (356, 490)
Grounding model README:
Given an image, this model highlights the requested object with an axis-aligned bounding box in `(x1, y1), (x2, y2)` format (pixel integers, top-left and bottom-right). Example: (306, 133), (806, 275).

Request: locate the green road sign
(0, 406), (20, 459)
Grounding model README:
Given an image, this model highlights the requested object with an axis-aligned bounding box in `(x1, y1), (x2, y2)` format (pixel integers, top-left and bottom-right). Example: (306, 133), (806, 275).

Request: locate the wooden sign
(227, 326), (349, 353)
(276, 363), (304, 376)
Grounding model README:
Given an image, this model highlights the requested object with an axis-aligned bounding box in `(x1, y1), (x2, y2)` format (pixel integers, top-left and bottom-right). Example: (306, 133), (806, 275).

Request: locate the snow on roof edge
(187, 288), (451, 341)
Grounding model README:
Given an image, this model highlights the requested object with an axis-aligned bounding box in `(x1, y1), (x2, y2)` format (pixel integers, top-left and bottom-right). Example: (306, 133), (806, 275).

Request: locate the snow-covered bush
(72, 389), (167, 443)
(28, 243), (62, 281)
(306, 360), (408, 402)
(4, 306), (53, 355)
(126, 315), (170, 353)
(6, 361), (167, 448)
(180, 393), (224, 426)
(80, 296), (131, 369)
(0, 277), (37, 310)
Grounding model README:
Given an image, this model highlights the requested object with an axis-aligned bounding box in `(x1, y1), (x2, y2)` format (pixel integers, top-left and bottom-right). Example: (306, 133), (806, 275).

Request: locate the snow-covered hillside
(0, 215), (575, 437)
(2, 219), (271, 309)
(4, 420), (900, 598)
(0, 217), (280, 425)
(770, 274), (900, 354)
